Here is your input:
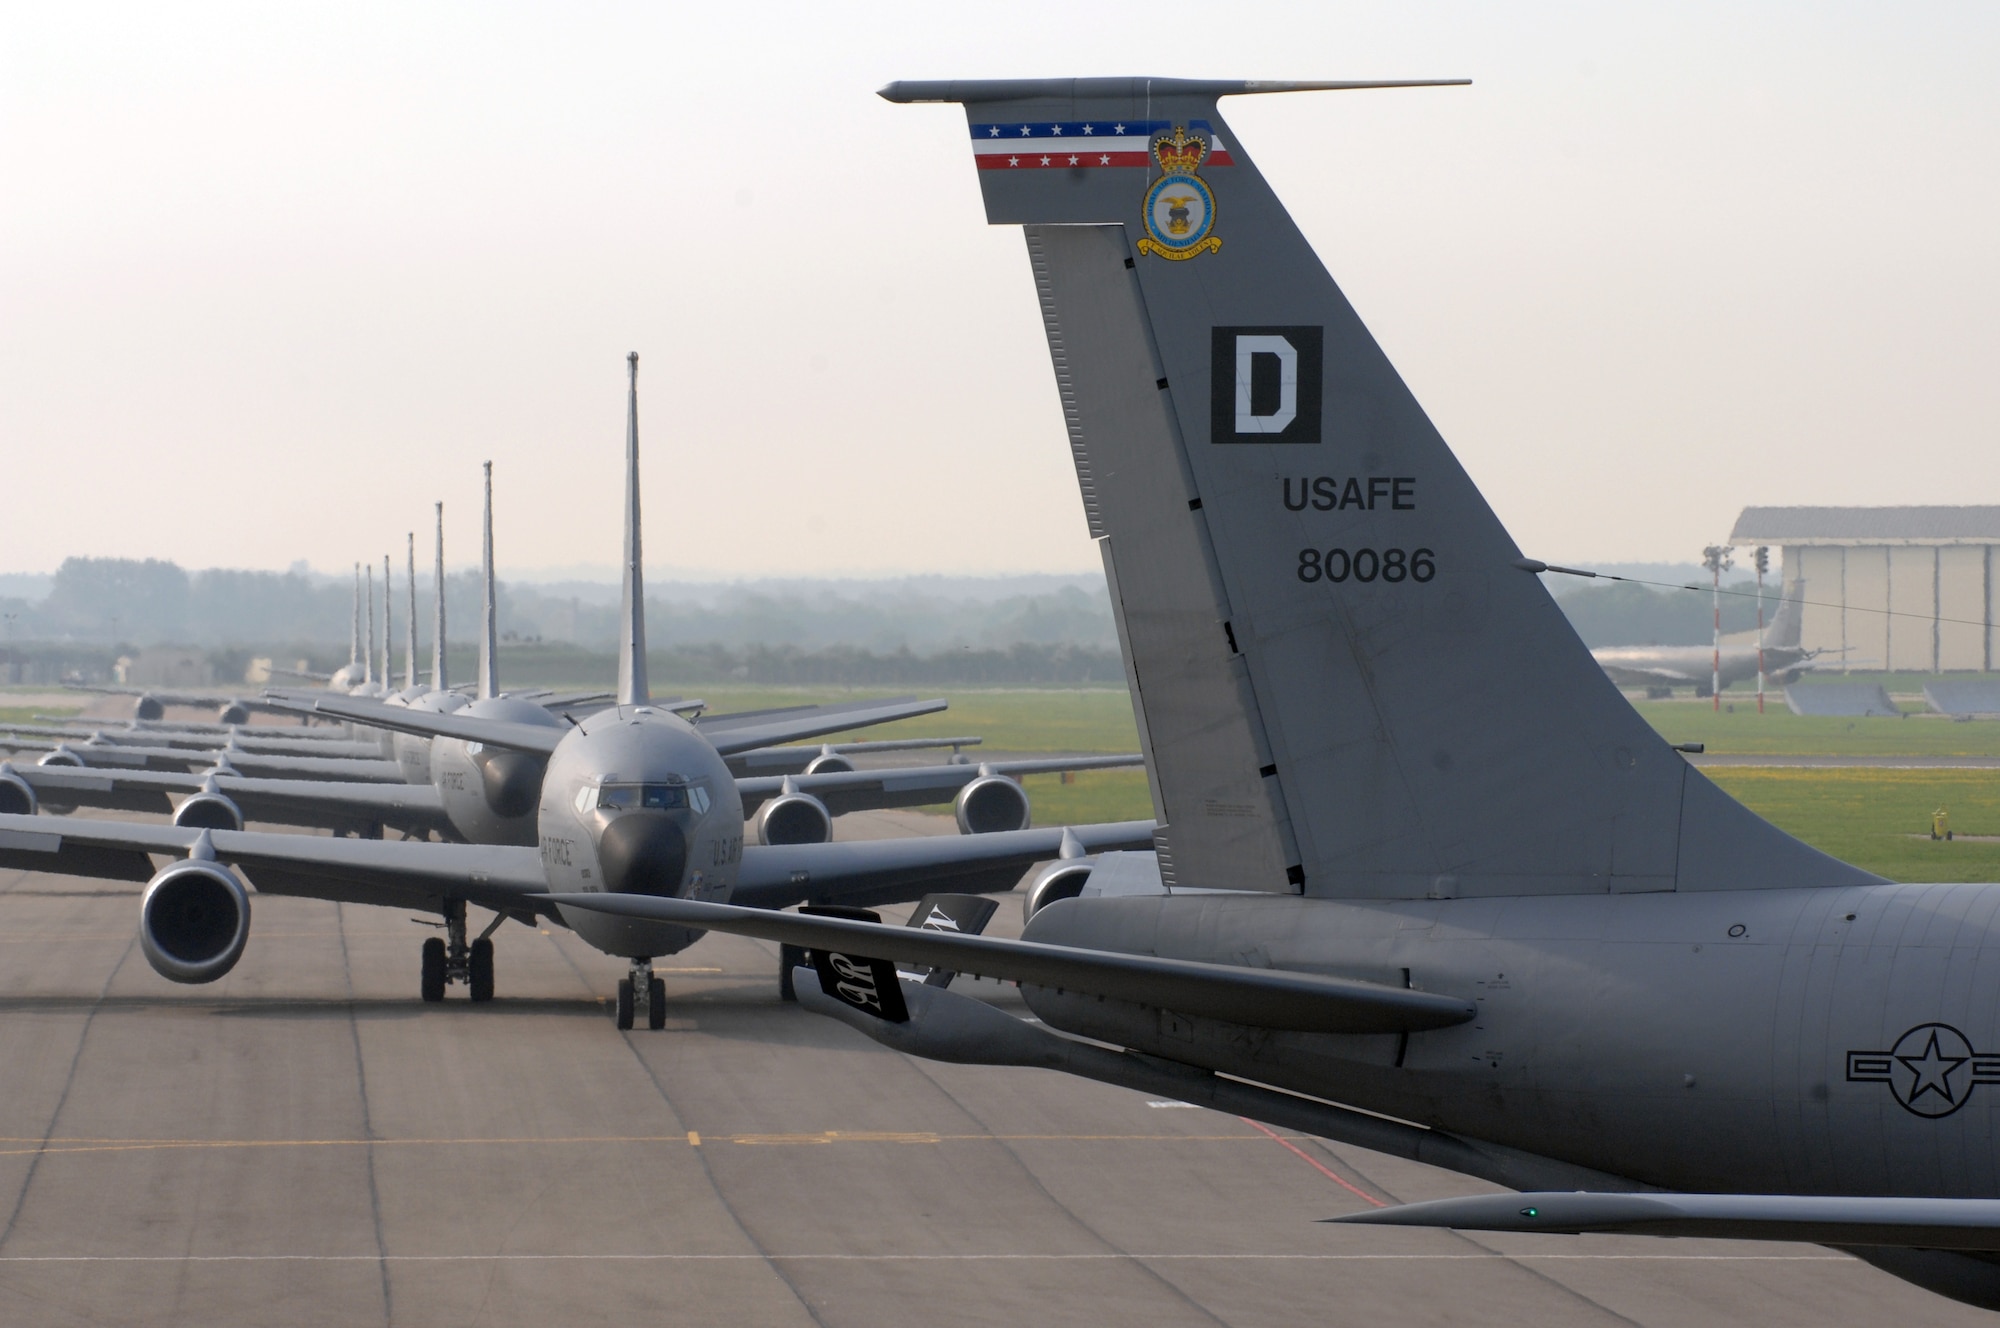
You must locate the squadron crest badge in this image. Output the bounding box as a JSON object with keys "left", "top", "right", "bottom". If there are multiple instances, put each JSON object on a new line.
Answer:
{"left": 1137, "top": 125, "right": 1222, "bottom": 261}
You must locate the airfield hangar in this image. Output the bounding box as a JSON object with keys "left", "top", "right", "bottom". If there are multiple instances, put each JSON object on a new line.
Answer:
{"left": 1731, "top": 506, "right": 2000, "bottom": 673}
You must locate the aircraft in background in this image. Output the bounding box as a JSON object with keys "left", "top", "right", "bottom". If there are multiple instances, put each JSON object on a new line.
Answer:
{"left": 1591, "top": 581, "right": 1829, "bottom": 696}
{"left": 0, "top": 352, "right": 1154, "bottom": 1030}
{"left": 555, "top": 79, "right": 2000, "bottom": 1311}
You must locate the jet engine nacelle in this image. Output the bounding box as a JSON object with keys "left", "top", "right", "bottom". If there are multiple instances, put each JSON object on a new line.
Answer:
{"left": 133, "top": 694, "right": 166, "bottom": 721}
{"left": 1020, "top": 856, "right": 1098, "bottom": 921}
{"left": 752, "top": 791, "right": 834, "bottom": 846}
{"left": 0, "top": 766, "right": 36, "bottom": 816}
{"left": 139, "top": 860, "right": 251, "bottom": 984}
{"left": 37, "top": 746, "right": 84, "bottom": 768}
{"left": 954, "top": 773, "right": 1031, "bottom": 835}
{"left": 216, "top": 701, "right": 250, "bottom": 725}
{"left": 173, "top": 791, "right": 245, "bottom": 833}
{"left": 803, "top": 752, "right": 856, "bottom": 775}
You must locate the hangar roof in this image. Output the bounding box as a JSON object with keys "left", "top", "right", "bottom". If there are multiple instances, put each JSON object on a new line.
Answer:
{"left": 1731, "top": 506, "right": 2000, "bottom": 546}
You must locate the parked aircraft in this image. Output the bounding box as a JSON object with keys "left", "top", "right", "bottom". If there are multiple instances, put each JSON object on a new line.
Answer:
{"left": 552, "top": 79, "right": 2000, "bottom": 1310}
{"left": 0, "top": 352, "right": 1154, "bottom": 1030}
{"left": 1592, "top": 580, "right": 1822, "bottom": 695}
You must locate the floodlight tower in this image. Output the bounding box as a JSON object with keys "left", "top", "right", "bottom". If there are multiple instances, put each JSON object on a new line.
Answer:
{"left": 1703, "top": 545, "right": 1734, "bottom": 712}
{"left": 1753, "top": 546, "right": 1770, "bottom": 714}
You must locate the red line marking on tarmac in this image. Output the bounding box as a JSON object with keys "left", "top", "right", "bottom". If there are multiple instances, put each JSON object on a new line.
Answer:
{"left": 1239, "top": 1117, "right": 1386, "bottom": 1208}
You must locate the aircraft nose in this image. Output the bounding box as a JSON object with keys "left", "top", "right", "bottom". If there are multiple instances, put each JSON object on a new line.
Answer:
{"left": 474, "top": 749, "right": 545, "bottom": 819}
{"left": 596, "top": 812, "right": 688, "bottom": 896}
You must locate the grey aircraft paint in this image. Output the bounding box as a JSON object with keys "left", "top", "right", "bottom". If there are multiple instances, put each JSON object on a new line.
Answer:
{"left": 563, "top": 79, "right": 2000, "bottom": 1309}
{"left": 1592, "top": 579, "right": 1820, "bottom": 691}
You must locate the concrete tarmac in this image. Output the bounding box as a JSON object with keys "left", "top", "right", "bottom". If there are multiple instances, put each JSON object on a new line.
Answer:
{"left": 0, "top": 815, "right": 1988, "bottom": 1325}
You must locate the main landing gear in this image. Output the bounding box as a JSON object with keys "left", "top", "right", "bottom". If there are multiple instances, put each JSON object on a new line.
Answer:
{"left": 616, "top": 956, "right": 667, "bottom": 1031}
{"left": 420, "top": 899, "right": 497, "bottom": 1003}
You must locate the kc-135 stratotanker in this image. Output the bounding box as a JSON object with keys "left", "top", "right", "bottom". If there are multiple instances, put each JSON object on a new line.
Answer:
{"left": 0, "top": 354, "right": 1153, "bottom": 1030}
{"left": 551, "top": 78, "right": 2000, "bottom": 1310}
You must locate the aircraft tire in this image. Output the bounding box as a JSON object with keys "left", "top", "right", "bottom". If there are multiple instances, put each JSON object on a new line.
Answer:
{"left": 420, "top": 938, "right": 446, "bottom": 1003}
{"left": 647, "top": 977, "right": 666, "bottom": 1030}
{"left": 615, "top": 978, "right": 635, "bottom": 1030}
{"left": 469, "top": 939, "right": 494, "bottom": 1002}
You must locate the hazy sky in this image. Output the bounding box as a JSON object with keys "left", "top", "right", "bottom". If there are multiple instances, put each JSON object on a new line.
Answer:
{"left": 5, "top": 2, "right": 1995, "bottom": 579}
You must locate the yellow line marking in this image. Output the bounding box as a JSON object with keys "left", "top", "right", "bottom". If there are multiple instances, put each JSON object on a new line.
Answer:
{"left": 687, "top": 1132, "right": 700, "bottom": 1147}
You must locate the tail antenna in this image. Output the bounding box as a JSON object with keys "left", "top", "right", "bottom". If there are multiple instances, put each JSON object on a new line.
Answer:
{"left": 349, "top": 563, "right": 361, "bottom": 674}
{"left": 403, "top": 533, "right": 418, "bottom": 691}
{"left": 479, "top": 462, "right": 499, "bottom": 701}
{"left": 431, "top": 503, "right": 448, "bottom": 691}
{"left": 617, "top": 352, "right": 651, "bottom": 706}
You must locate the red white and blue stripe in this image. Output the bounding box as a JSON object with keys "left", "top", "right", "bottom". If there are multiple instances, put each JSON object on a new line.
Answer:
{"left": 969, "top": 118, "right": 1236, "bottom": 171}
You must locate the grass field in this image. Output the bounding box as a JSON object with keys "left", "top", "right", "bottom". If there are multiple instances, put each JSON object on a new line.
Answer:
{"left": 1706, "top": 768, "right": 2000, "bottom": 883}
{"left": 1630, "top": 700, "right": 2000, "bottom": 757}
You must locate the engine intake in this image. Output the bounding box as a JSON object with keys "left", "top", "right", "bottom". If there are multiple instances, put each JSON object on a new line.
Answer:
{"left": 955, "top": 772, "right": 1031, "bottom": 835}
{"left": 215, "top": 701, "right": 251, "bottom": 725}
{"left": 0, "top": 765, "right": 36, "bottom": 815}
{"left": 173, "top": 791, "right": 245, "bottom": 832}
{"left": 139, "top": 860, "right": 251, "bottom": 983}
{"left": 803, "top": 751, "right": 856, "bottom": 775}
{"left": 134, "top": 695, "right": 165, "bottom": 721}
{"left": 1021, "top": 857, "right": 1097, "bottom": 921}
{"left": 754, "top": 791, "right": 834, "bottom": 846}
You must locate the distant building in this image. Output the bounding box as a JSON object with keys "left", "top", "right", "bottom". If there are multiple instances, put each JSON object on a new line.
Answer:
{"left": 1730, "top": 507, "right": 2000, "bottom": 673}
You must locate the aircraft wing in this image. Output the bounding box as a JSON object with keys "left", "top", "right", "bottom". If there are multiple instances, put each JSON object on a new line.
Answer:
{"left": 693, "top": 697, "right": 949, "bottom": 755}
{"left": 726, "top": 819, "right": 1158, "bottom": 909}
{"left": 541, "top": 887, "right": 1475, "bottom": 1035}
{"left": 0, "top": 814, "right": 547, "bottom": 914}
{"left": 5, "top": 765, "right": 453, "bottom": 838}
{"left": 263, "top": 695, "right": 568, "bottom": 758}
{"left": 738, "top": 754, "right": 1145, "bottom": 815}
{"left": 1330, "top": 1191, "right": 2000, "bottom": 1251}
{"left": 29, "top": 741, "right": 406, "bottom": 783}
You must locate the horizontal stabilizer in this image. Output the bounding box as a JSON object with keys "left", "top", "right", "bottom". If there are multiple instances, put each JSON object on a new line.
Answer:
{"left": 541, "top": 890, "right": 1474, "bottom": 1034}
{"left": 1330, "top": 1191, "right": 2000, "bottom": 1251}
{"left": 270, "top": 694, "right": 567, "bottom": 757}
{"left": 694, "top": 697, "right": 950, "bottom": 755}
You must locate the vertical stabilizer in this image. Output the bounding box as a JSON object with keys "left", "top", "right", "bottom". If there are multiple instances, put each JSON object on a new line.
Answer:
{"left": 889, "top": 77, "right": 1879, "bottom": 898}
{"left": 348, "top": 564, "right": 361, "bottom": 676}
{"left": 404, "top": 534, "right": 418, "bottom": 690}
{"left": 1768, "top": 579, "right": 1806, "bottom": 650}
{"left": 380, "top": 555, "right": 393, "bottom": 687}
{"left": 431, "top": 504, "right": 448, "bottom": 691}
{"left": 363, "top": 564, "right": 376, "bottom": 687}
{"left": 617, "top": 352, "right": 650, "bottom": 706}
{"left": 479, "top": 462, "right": 499, "bottom": 701}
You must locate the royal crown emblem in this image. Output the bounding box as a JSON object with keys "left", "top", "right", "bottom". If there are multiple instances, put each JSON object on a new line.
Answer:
{"left": 1137, "top": 125, "right": 1221, "bottom": 261}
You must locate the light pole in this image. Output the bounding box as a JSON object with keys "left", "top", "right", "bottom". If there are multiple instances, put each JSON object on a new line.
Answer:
{"left": 1702, "top": 545, "right": 1733, "bottom": 712}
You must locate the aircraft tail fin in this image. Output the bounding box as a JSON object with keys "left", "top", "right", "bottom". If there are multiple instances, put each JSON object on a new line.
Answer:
{"left": 431, "top": 504, "right": 448, "bottom": 691}
{"left": 1766, "top": 578, "right": 1805, "bottom": 650}
{"left": 348, "top": 564, "right": 361, "bottom": 674}
{"left": 363, "top": 563, "right": 376, "bottom": 687}
{"left": 617, "top": 353, "right": 650, "bottom": 707}
{"left": 404, "top": 534, "right": 418, "bottom": 691}
{"left": 380, "top": 555, "right": 393, "bottom": 687}
{"left": 895, "top": 78, "right": 1878, "bottom": 899}
{"left": 478, "top": 462, "right": 499, "bottom": 701}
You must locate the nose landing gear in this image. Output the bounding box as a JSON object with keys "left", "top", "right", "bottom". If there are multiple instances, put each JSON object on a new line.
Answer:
{"left": 418, "top": 900, "right": 499, "bottom": 1003}
{"left": 616, "top": 956, "right": 667, "bottom": 1030}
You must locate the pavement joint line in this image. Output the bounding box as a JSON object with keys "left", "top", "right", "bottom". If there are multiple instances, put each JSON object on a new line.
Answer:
{"left": 0, "top": 1253, "right": 1852, "bottom": 1263}
{"left": 0, "top": 1132, "right": 1306, "bottom": 1157}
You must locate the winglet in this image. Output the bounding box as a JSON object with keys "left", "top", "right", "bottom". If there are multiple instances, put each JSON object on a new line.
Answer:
{"left": 617, "top": 352, "right": 651, "bottom": 707}
{"left": 431, "top": 503, "right": 448, "bottom": 691}
{"left": 479, "top": 462, "right": 499, "bottom": 701}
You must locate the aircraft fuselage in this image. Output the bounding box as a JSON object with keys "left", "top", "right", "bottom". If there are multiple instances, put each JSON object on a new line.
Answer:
{"left": 1027, "top": 885, "right": 2000, "bottom": 1198}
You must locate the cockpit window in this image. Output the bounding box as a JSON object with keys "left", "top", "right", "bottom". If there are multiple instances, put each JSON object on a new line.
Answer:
{"left": 593, "top": 782, "right": 709, "bottom": 814}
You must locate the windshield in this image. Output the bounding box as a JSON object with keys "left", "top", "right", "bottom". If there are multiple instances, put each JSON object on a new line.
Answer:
{"left": 591, "top": 782, "right": 710, "bottom": 814}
